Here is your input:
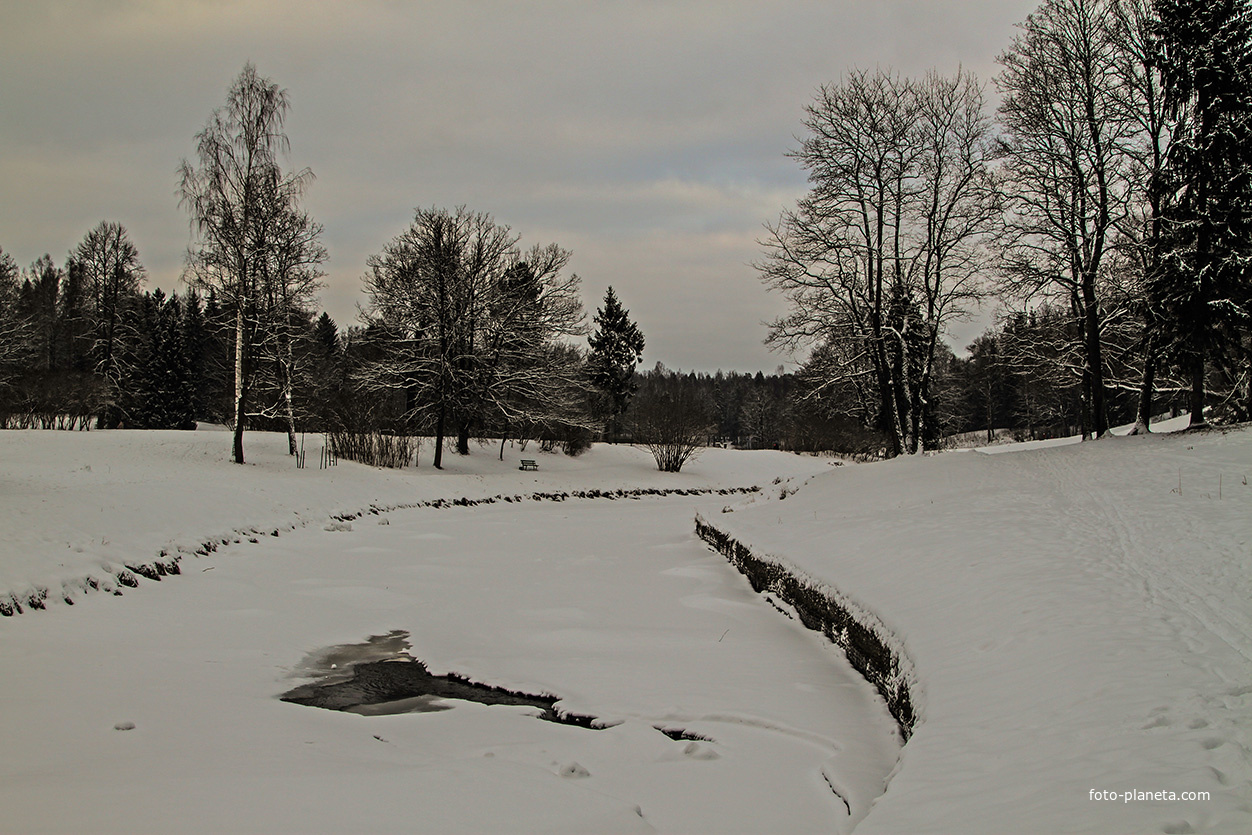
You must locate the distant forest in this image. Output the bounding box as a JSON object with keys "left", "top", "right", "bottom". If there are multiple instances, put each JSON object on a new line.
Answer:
{"left": 2, "top": 0, "right": 1251, "bottom": 466}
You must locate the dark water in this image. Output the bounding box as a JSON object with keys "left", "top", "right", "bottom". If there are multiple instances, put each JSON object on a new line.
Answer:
{"left": 279, "top": 631, "right": 603, "bottom": 728}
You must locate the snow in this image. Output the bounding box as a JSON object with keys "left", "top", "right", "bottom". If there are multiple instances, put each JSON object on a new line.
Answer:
{"left": 2, "top": 429, "right": 900, "bottom": 833}
{"left": 710, "top": 422, "right": 1252, "bottom": 834}
{"left": 0, "top": 426, "right": 827, "bottom": 613}
{"left": 2, "top": 422, "right": 1249, "bottom": 833}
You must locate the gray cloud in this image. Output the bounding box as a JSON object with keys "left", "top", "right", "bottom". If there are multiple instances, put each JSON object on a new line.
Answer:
{"left": 1, "top": 0, "right": 1038, "bottom": 371}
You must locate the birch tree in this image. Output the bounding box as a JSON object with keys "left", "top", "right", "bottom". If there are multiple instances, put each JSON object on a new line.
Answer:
{"left": 179, "top": 62, "right": 315, "bottom": 464}
{"left": 254, "top": 199, "right": 326, "bottom": 454}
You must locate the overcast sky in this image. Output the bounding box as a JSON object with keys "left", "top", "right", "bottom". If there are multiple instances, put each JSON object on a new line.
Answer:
{"left": 1, "top": 0, "right": 1041, "bottom": 373}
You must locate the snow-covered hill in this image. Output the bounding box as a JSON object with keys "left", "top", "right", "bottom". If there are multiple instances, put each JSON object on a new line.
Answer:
{"left": 709, "top": 423, "right": 1252, "bottom": 834}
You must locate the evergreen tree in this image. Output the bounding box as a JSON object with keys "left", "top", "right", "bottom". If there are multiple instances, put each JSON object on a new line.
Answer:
{"left": 198, "top": 289, "right": 234, "bottom": 423}
{"left": 306, "top": 311, "right": 341, "bottom": 431}
{"left": 147, "top": 293, "right": 197, "bottom": 430}
{"left": 1152, "top": 0, "right": 1252, "bottom": 426}
{"left": 181, "top": 291, "right": 208, "bottom": 422}
{"left": 586, "top": 286, "right": 645, "bottom": 441}
{"left": 18, "top": 255, "right": 63, "bottom": 372}
{"left": 311, "top": 311, "right": 338, "bottom": 358}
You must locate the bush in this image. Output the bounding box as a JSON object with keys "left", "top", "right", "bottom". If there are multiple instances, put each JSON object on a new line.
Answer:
{"left": 327, "top": 431, "right": 417, "bottom": 468}
{"left": 627, "top": 370, "right": 715, "bottom": 472}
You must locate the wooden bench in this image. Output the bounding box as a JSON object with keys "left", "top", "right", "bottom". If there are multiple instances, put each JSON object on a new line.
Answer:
{"left": 519, "top": 459, "right": 539, "bottom": 471}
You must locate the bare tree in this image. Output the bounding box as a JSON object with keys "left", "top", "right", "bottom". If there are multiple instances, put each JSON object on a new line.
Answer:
{"left": 0, "top": 247, "right": 32, "bottom": 404}
{"left": 759, "top": 68, "right": 997, "bottom": 456}
{"left": 254, "top": 200, "right": 326, "bottom": 454}
{"left": 1107, "top": 0, "right": 1179, "bottom": 433}
{"left": 911, "top": 69, "right": 1002, "bottom": 447}
{"left": 471, "top": 244, "right": 588, "bottom": 448}
{"left": 70, "top": 221, "right": 145, "bottom": 425}
{"left": 738, "top": 387, "right": 779, "bottom": 449}
{"left": 628, "top": 368, "right": 715, "bottom": 472}
{"left": 996, "top": 0, "right": 1134, "bottom": 439}
{"left": 361, "top": 207, "right": 585, "bottom": 468}
{"left": 179, "top": 62, "right": 315, "bottom": 463}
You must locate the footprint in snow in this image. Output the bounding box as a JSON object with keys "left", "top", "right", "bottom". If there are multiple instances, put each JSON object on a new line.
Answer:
{"left": 558, "top": 762, "right": 590, "bottom": 778}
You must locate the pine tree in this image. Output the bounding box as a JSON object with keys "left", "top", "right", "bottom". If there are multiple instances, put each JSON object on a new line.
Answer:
{"left": 586, "top": 286, "right": 645, "bottom": 441}
{"left": 1152, "top": 0, "right": 1252, "bottom": 426}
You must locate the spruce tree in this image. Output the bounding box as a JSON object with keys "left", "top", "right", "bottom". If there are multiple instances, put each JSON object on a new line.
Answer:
{"left": 586, "top": 286, "right": 645, "bottom": 441}
{"left": 182, "top": 291, "right": 208, "bottom": 422}
{"left": 308, "top": 312, "right": 341, "bottom": 430}
{"left": 1152, "top": 0, "right": 1252, "bottom": 426}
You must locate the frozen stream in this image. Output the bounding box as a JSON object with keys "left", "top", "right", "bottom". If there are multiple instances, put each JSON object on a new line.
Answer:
{"left": 0, "top": 494, "right": 900, "bottom": 834}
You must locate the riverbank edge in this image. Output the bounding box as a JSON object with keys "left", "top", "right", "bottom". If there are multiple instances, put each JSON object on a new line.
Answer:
{"left": 1, "top": 486, "right": 761, "bottom": 617}
{"left": 694, "top": 512, "right": 918, "bottom": 741}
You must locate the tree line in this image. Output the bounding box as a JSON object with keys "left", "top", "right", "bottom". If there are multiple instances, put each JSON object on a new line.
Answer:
{"left": 0, "top": 223, "right": 657, "bottom": 466}
{"left": 0, "top": 63, "right": 657, "bottom": 467}
{"left": 0, "top": 61, "right": 925, "bottom": 470}
{"left": 5, "top": 0, "right": 1252, "bottom": 467}
{"left": 761, "top": 0, "right": 1252, "bottom": 456}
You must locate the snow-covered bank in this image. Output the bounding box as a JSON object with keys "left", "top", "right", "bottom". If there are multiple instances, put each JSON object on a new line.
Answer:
{"left": 712, "top": 426, "right": 1252, "bottom": 834}
{"left": 695, "top": 514, "right": 918, "bottom": 740}
{"left": 0, "top": 428, "right": 831, "bottom": 615}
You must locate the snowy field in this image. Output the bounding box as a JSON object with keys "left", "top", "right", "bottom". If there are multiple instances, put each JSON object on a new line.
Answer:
{"left": 711, "top": 419, "right": 1252, "bottom": 834}
{"left": 0, "top": 428, "right": 828, "bottom": 615}
{"left": 2, "top": 430, "right": 899, "bottom": 834}
{"left": 2, "top": 424, "right": 1249, "bottom": 833}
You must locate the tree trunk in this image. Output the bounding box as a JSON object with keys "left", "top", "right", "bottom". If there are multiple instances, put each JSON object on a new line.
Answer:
{"left": 457, "top": 423, "right": 470, "bottom": 456}
{"left": 1080, "top": 366, "right": 1093, "bottom": 442}
{"left": 433, "top": 404, "right": 445, "bottom": 469}
{"left": 1245, "top": 352, "right": 1252, "bottom": 422}
{"left": 232, "top": 306, "right": 247, "bottom": 464}
{"left": 282, "top": 333, "right": 297, "bottom": 455}
{"left": 985, "top": 382, "right": 994, "bottom": 444}
{"left": 876, "top": 362, "right": 904, "bottom": 458}
{"left": 1128, "top": 331, "right": 1158, "bottom": 436}
{"left": 1082, "top": 276, "right": 1109, "bottom": 437}
{"left": 1188, "top": 355, "right": 1207, "bottom": 428}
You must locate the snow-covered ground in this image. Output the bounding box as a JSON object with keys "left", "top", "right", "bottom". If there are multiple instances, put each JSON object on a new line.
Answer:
{"left": 0, "top": 427, "right": 828, "bottom": 614}
{"left": 3, "top": 429, "right": 901, "bottom": 834}
{"left": 2, "top": 423, "right": 1249, "bottom": 833}
{"left": 710, "top": 419, "right": 1252, "bottom": 834}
